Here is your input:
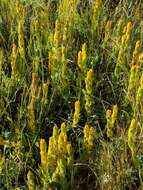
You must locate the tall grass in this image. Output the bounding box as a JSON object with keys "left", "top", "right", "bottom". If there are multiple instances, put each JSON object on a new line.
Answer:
{"left": 0, "top": 0, "right": 143, "bottom": 189}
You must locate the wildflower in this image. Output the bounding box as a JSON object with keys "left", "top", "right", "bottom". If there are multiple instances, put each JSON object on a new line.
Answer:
{"left": 73, "top": 100, "right": 80, "bottom": 128}
{"left": 136, "top": 73, "right": 143, "bottom": 109}
{"left": 92, "top": 0, "right": 102, "bottom": 34}
{"left": 77, "top": 43, "right": 87, "bottom": 73}
{"left": 84, "top": 69, "right": 94, "bottom": 115}
{"left": 52, "top": 159, "right": 66, "bottom": 187}
{"left": 58, "top": 123, "right": 67, "bottom": 158}
{"left": 40, "top": 139, "right": 47, "bottom": 168}
{"left": 134, "top": 40, "right": 141, "bottom": 57}
{"left": 128, "top": 119, "right": 137, "bottom": 160}
{"left": 83, "top": 124, "right": 96, "bottom": 152}
{"left": 106, "top": 105, "right": 118, "bottom": 138}
{"left": 127, "top": 64, "right": 140, "bottom": 99}
{"left": 18, "top": 20, "right": 25, "bottom": 58}
{"left": 54, "top": 19, "right": 61, "bottom": 47}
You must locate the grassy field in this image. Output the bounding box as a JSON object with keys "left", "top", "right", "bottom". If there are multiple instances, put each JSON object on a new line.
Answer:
{"left": 0, "top": 0, "right": 143, "bottom": 189}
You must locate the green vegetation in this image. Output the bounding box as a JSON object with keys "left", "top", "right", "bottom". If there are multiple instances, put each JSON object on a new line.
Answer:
{"left": 0, "top": 0, "right": 143, "bottom": 189}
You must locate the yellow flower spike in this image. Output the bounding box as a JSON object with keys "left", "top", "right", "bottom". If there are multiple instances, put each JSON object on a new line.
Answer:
{"left": 127, "top": 64, "right": 140, "bottom": 98}
{"left": 11, "top": 44, "right": 18, "bottom": 79}
{"left": 77, "top": 43, "right": 87, "bottom": 73}
{"left": 18, "top": 20, "right": 25, "bottom": 58}
{"left": 47, "top": 137, "right": 55, "bottom": 156}
{"left": 130, "top": 40, "right": 141, "bottom": 66}
{"left": 81, "top": 43, "right": 87, "bottom": 70}
{"left": 40, "top": 139, "right": 47, "bottom": 168}
{"left": 125, "top": 34, "right": 130, "bottom": 44}
{"left": 27, "top": 170, "right": 35, "bottom": 190}
{"left": 111, "top": 104, "right": 118, "bottom": 125}
{"left": 85, "top": 69, "right": 94, "bottom": 115}
{"left": 52, "top": 159, "right": 66, "bottom": 186}
{"left": 92, "top": 0, "right": 102, "bottom": 33}
{"left": 77, "top": 50, "right": 82, "bottom": 69}
{"left": 128, "top": 119, "right": 137, "bottom": 160}
{"left": 83, "top": 124, "right": 90, "bottom": 150}
{"left": 73, "top": 100, "right": 80, "bottom": 128}
{"left": 54, "top": 19, "right": 61, "bottom": 47}
{"left": 61, "top": 122, "right": 67, "bottom": 134}
{"left": 84, "top": 124, "right": 90, "bottom": 140}
{"left": 58, "top": 134, "right": 66, "bottom": 158}
{"left": 83, "top": 124, "right": 96, "bottom": 152}
{"left": 51, "top": 128, "right": 59, "bottom": 157}
{"left": 53, "top": 125, "right": 59, "bottom": 139}
{"left": 85, "top": 69, "right": 94, "bottom": 94}
{"left": 16, "top": 0, "right": 24, "bottom": 18}
{"left": 106, "top": 105, "right": 118, "bottom": 139}
{"left": 126, "top": 21, "right": 132, "bottom": 34}
{"left": 58, "top": 124, "right": 67, "bottom": 158}
{"left": 115, "top": 21, "right": 132, "bottom": 78}
{"left": 123, "top": 26, "right": 126, "bottom": 34}
{"left": 134, "top": 40, "right": 141, "bottom": 56}
{"left": 47, "top": 136, "right": 57, "bottom": 173}
{"left": 40, "top": 139, "right": 47, "bottom": 153}
{"left": 136, "top": 73, "right": 143, "bottom": 109}
{"left": 116, "top": 18, "right": 124, "bottom": 31}
{"left": 114, "top": 18, "right": 124, "bottom": 44}
{"left": 63, "top": 26, "right": 68, "bottom": 44}
{"left": 61, "top": 46, "right": 66, "bottom": 63}
{"left": 121, "top": 34, "right": 126, "bottom": 45}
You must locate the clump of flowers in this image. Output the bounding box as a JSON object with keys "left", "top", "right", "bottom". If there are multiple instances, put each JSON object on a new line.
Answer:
{"left": 106, "top": 104, "right": 118, "bottom": 138}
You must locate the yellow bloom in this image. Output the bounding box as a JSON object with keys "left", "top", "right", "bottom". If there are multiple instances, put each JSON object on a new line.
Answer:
{"left": 85, "top": 69, "right": 94, "bottom": 115}
{"left": 73, "top": 100, "right": 80, "bottom": 128}
{"left": 40, "top": 139, "right": 47, "bottom": 167}
{"left": 128, "top": 119, "right": 137, "bottom": 160}
{"left": 127, "top": 64, "right": 140, "bottom": 99}
{"left": 106, "top": 105, "right": 118, "bottom": 138}
{"left": 83, "top": 124, "right": 96, "bottom": 152}
{"left": 58, "top": 123, "right": 67, "bottom": 158}
{"left": 54, "top": 19, "right": 61, "bottom": 47}
{"left": 111, "top": 104, "right": 118, "bottom": 125}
